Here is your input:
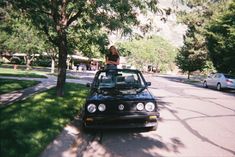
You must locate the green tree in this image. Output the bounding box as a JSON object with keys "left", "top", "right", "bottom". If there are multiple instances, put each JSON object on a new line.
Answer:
{"left": 176, "top": 25, "right": 207, "bottom": 79}
{"left": 0, "top": 5, "right": 13, "bottom": 53}
{"left": 0, "top": 7, "right": 46, "bottom": 70}
{"left": 206, "top": 0, "right": 235, "bottom": 74}
{"left": 71, "top": 28, "right": 109, "bottom": 58}
{"left": 118, "top": 36, "right": 177, "bottom": 72}
{"left": 176, "top": 0, "right": 228, "bottom": 77}
{"left": 6, "top": 0, "right": 159, "bottom": 96}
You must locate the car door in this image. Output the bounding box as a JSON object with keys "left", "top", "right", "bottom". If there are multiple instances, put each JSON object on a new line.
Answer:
{"left": 212, "top": 74, "right": 221, "bottom": 87}
{"left": 207, "top": 74, "right": 216, "bottom": 87}
{"left": 218, "top": 74, "right": 225, "bottom": 87}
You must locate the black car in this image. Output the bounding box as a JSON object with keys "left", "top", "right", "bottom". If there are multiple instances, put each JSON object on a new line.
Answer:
{"left": 82, "top": 69, "right": 160, "bottom": 130}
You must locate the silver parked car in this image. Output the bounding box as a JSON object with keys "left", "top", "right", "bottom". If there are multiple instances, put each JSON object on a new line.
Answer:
{"left": 203, "top": 73, "right": 235, "bottom": 91}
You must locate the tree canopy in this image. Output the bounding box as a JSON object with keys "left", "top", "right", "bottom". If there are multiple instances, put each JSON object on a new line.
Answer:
{"left": 3, "top": 0, "right": 159, "bottom": 96}
{"left": 175, "top": 25, "right": 207, "bottom": 79}
{"left": 176, "top": 0, "right": 234, "bottom": 76}
{"left": 206, "top": 0, "right": 235, "bottom": 74}
{"left": 0, "top": 6, "right": 47, "bottom": 69}
{"left": 118, "top": 36, "right": 177, "bottom": 72}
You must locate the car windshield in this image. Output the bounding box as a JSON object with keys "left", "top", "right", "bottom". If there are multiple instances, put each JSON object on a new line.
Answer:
{"left": 94, "top": 70, "right": 146, "bottom": 94}
{"left": 224, "top": 74, "right": 235, "bottom": 79}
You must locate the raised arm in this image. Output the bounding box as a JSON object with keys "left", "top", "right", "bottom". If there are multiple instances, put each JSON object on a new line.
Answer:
{"left": 106, "top": 58, "right": 119, "bottom": 65}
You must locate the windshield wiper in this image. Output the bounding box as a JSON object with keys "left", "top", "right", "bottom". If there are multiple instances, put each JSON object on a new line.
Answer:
{"left": 97, "top": 87, "right": 123, "bottom": 95}
{"left": 136, "top": 86, "right": 147, "bottom": 94}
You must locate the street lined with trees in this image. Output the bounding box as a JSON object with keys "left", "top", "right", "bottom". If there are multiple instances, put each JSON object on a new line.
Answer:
{"left": 1, "top": 1, "right": 235, "bottom": 157}
{"left": 1, "top": 0, "right": 234, "bottom": 95}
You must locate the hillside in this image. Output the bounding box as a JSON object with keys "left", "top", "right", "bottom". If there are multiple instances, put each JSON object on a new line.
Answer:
{"left": 109, "top": 0, "right": 189, "bottom": 47}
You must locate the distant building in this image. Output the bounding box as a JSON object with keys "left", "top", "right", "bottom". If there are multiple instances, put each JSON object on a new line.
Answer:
{"left": 69, "top": 55, "right": 103, "bottom": 71}
{"left": 1, "top": 52, "right": 103, "bottom": 71}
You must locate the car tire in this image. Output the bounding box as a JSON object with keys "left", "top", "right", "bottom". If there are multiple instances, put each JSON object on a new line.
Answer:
{"left": 203, "top": 81, "right": 208, "bottom": 88}
{"left": 151, "top": 125, "right": 157, "bottom": 130}
{"left": 217, "top": 83, "right": 222, "bottom": 91}
{"left": 82, "top": 124, "right": 92, "bottom": 133}
{"left": 147, "top": 125, "right": 157, "bottom": 131}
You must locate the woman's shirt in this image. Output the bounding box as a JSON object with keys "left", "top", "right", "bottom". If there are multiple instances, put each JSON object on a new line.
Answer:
{"left": 106, "top": 53, "right": 119, "bottom": 63}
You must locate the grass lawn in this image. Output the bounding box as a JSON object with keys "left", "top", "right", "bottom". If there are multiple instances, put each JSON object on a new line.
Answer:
{"left": 0, "top": 67, "right": 47, "bottom": 78}
{"left": 0, "top": 83, "right": 88, "bottom": 157}
{"left": 0, "top": 79, "right": 40, "bottom": 94}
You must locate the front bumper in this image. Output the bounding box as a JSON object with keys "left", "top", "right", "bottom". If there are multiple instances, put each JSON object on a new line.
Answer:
{"left": 83, "top": 113, "right": 159, "bottom": 129}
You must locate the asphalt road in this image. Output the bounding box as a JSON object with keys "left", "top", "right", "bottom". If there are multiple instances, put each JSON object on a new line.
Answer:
{"left": 78, "top": 75, "right": 235, "bottom": 157}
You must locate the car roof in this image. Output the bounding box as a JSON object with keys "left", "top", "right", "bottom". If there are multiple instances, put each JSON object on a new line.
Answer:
{"left": 98, "top": 68, "right": 141, "bottom": 73}
{"left": 211, "top": 73, "right": 235, "bottom": 77}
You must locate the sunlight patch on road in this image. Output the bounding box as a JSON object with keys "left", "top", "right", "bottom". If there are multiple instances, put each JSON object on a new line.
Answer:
{"left": 149, "top": 88, "right": 179, "bottom": 98}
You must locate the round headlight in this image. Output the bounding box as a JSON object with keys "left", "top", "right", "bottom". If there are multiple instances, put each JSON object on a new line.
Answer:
{"left": 87, "top": 104, "right": 96, "bottom": 113}
{"left": 118, "top": 104, "right": 124, "bottom": 111}
{"left": 145, "top": 102, "right": 155, "bottom": 112}
{"left": 98, "top": 103, "right": 106, "bottom": 112}
{"left": 136, "top": 103, "right": 144, "bottom": 111}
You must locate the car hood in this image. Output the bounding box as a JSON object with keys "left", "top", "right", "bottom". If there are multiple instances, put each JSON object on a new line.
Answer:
{"left": 87, "top": 89, "right": 154, "bottom": 101}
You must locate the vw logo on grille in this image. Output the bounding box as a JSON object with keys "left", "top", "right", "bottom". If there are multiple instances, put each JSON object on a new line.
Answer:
{"left": 118, "top": 104, "right": 124, "bottom": 111}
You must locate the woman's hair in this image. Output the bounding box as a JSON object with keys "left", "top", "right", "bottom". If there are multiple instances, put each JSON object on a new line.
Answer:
{"left": 109, "top": 46, "right": 119, "bottom": 56}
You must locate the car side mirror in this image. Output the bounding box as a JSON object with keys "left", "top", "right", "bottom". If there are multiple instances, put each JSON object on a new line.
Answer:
{"left": 86, "top": 83, "right": 91, "bottom": 88}
{"left": 146, "top": 82, "right": 151, "bottom": 86}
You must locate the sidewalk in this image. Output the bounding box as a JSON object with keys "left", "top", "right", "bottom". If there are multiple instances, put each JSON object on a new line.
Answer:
{"left": 39, "top": 118, "right": 93, "bottom": 157}
{"left": 0, "top": 75, "right": 92, "bottom": 108}
{"left": 0, "top": 75, "right": 56, "bottom": 108}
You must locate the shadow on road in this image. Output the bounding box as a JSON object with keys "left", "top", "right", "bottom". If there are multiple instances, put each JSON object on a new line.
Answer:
{"left": 81, "top": 127, "right": 185, "bottom": 157}
{"left": 101, "top": 131, "right": 184, "bottom": 157}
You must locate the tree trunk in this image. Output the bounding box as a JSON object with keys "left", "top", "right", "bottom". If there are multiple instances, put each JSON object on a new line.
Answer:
{"left": 26, "top": 59, "right": 31, "bottom": 70}
{"left": 51, "top": 57, "right": 55, "bottom": 74}
{"left": 187, "top": 71, "right": 190, "bottom": 79}
{"left": 24, "top": 55, "right": 33, "bottom": 71}
{"left": 56, "top": 30, "right": 68, "bottom": 97}
{"left": 66, "top": 58, "right": 70, "bottom": 70}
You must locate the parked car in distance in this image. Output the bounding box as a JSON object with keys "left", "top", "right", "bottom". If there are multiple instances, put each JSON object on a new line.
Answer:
{"left": 203, "top": 73, "right": 235, "bottom": 91}
{"left": 82, "top": 69, "right": 160, "bottom": 130}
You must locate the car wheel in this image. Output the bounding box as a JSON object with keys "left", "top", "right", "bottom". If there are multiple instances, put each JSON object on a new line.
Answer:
{"left": 217, "top": 83, "right": 222, "bottom": 91}
{"left": 151, "top": 125, "right": 157, "bottom": 130}
{"left": 203, "top": 81, "right": 208, "bottom": 88}
{"left": 147, "top": 125, "right": 157, "bottom": 131}
{"left": 82, "top": 123, "right": 92, "bottom": 133}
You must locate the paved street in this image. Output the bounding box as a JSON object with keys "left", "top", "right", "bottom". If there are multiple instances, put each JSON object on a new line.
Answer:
{"left": 77, "top": 75, "right": 235, "bottom": 157}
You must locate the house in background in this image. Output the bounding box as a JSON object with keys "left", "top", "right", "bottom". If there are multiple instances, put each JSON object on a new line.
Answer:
{"left": 69, "top": 55, "right": 103, "bottom": 71}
